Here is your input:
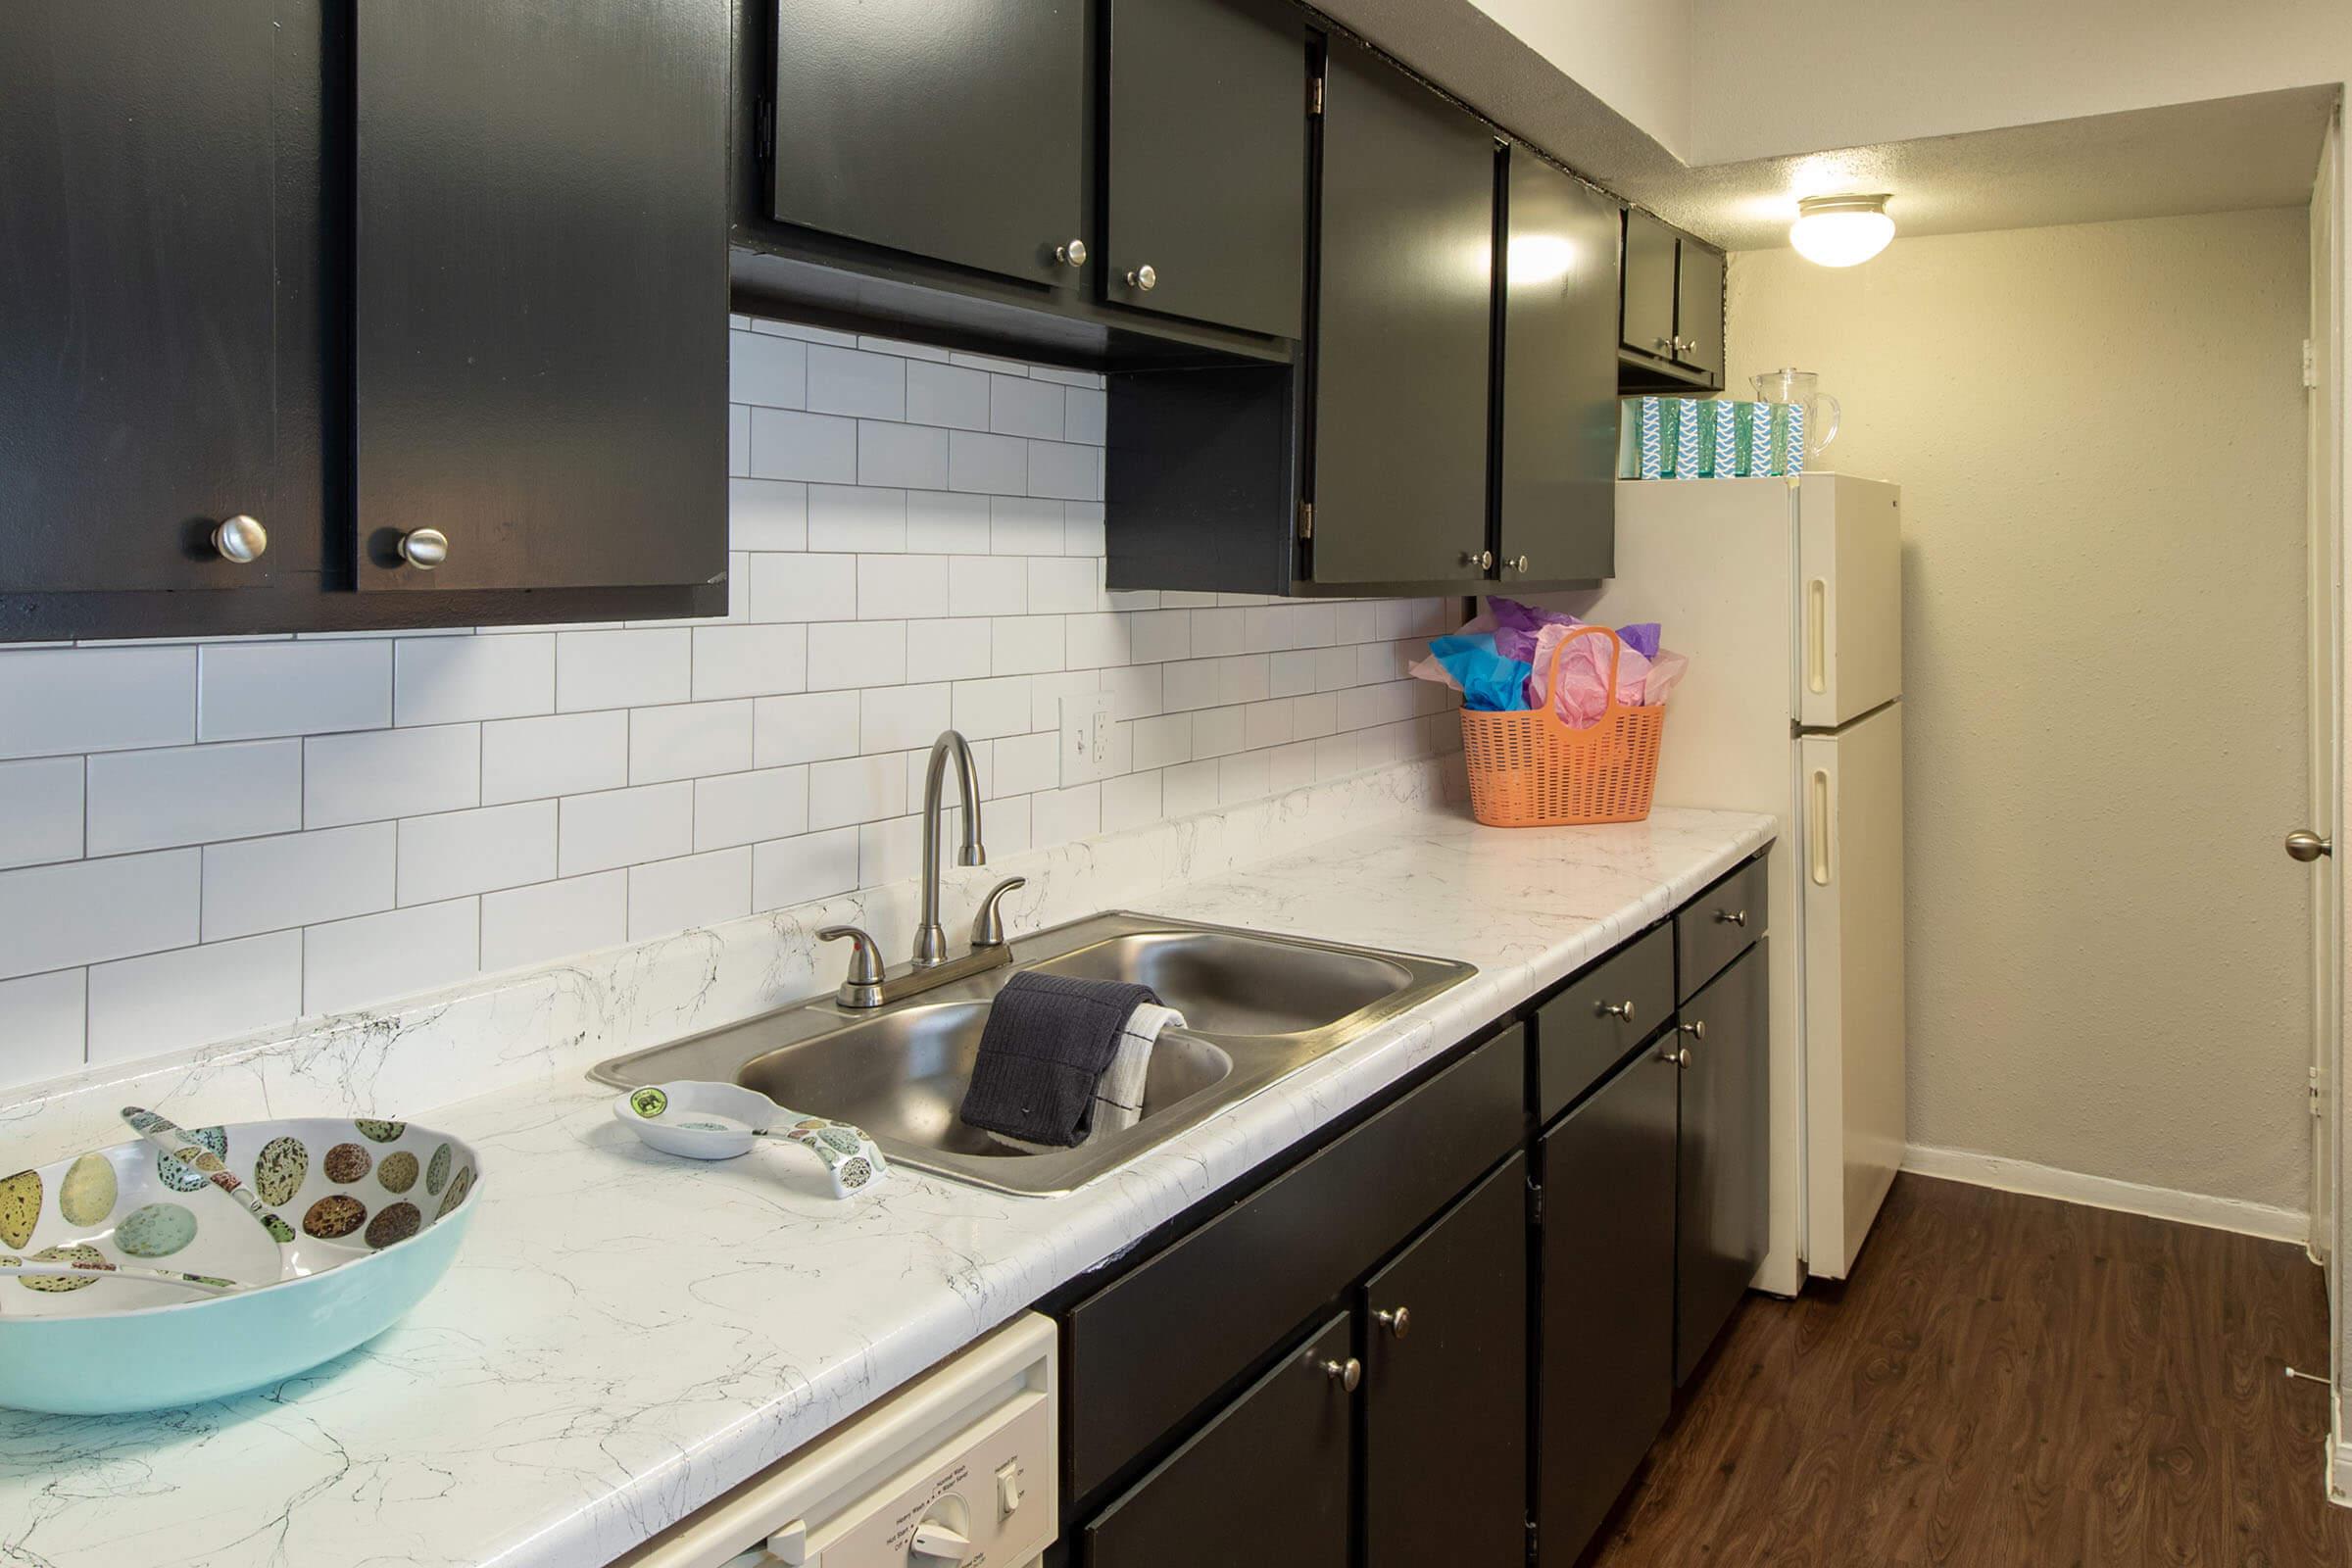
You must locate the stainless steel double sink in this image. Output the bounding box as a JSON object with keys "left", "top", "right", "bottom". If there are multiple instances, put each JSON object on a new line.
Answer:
{"left": 590, "top": 911, "right": 1477, "bottom": 1196}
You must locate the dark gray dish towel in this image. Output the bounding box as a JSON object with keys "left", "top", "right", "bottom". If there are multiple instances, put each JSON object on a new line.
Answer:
{"left": 958, "top": 971, "right": 1162, "bottom": 1148}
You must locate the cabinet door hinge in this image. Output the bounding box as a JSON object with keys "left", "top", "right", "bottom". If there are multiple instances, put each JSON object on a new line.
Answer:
{"left": 756, "top": 95, "right": 776, "bottom": 166}
{"left": 1298, "top": 499, "right": 1314, "bottom": 540}
{"left": 1526, "top": 1517, "right": 1540, "bottom": 1564}
{"left": 1529, "top": 1179, "right": 1545, "bottom": 1226}
{"left": 1309, "top": 73, "right": 1325, "bottom": 117}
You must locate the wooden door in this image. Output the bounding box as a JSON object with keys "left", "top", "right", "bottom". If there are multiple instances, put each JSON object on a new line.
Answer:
{"left": 353, "top": 0, "right": 729, "bottom": 593}
{"left": 771, "top": 0, "right": 1088, "bottom": 290}
{"left": 1362, "top": 1152, "right": 1529, "bottom": 1568}
{"left": 1496, "top": 149, "right": 1620, "bottom": 584}
{"left": 1085, "top": 1313, "right": 1353, "bottom": 1568}
{"left": 1308, "top": 35, "right": 1495, "bottom": 585}
{"left": 1103, "top": 0, "right": 1306, "bottom": 338}
{"left": 1538, "top": 1047, "right": 1678, "bottom": 1562}
{"left": 1677, "top": 940, "right": 1769, "bottom": 1382}
{"left": 1620, "top": 208, "right": 1679, "bottom": 360}
{"left": 0, "top": 1, "right": 315, "bottom": 594}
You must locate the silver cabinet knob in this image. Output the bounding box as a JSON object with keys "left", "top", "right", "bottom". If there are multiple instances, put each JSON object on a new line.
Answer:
{"left": 1683, "top": 337, "right": 1701, "bottom": 353}
{"left": 1714, "top": 908, "right": 1748, "bottom": 926}
{"left": 1511, "top": 555, "right": 1530, "bottom": 575}
{"left": 1460, "top": 550, "right": 1494, "bottom": 571}
{"left": 1655, "top": 336, "right": 1675, "bottom": 353}
{"left": 1054, "top": 239, "right": 1088, "bottom": 268}
{"left": 212, "top": 514, "right": 268, "bottom": 564}
{"left": 1596, "top": 999, "right": 1636, "bottom": 1023}
{"left": 1126, "top": 264, "right": 1157, "bottom": 290}
{"left": 396, "top": 528, "right": 450, "bottom": 569}
{"left": 2286, "top": 829, "right": 2332, "bottom": 862}
{"left": 1319, "top": 1356, "right": 1362, "bottom": 1393}
{"left": 1374, "top": 1306, "right": 1411, "bottom": 1339}
{"left": 1681, "top": 1019, "right": 1707, "bottom": 1041}
{"left": 1659, "top": 1044, "right": 1692, "bottom": 1068}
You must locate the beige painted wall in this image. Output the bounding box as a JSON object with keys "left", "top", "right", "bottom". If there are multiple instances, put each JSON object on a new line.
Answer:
{"left": 1729, "top": 208, "right": 2313, "bottom": 1211}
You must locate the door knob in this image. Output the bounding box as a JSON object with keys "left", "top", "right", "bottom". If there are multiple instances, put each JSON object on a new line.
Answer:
{"left": 1319, "top": 1355, "right": 1362, "bottom": 1393}
{"left": 2286, "top": 829, "right": 2332, "bottom": 861}
{"left": 1054, "top": 238, "right": 1088, "bottom": 268}
{"left": 1373, "top": 1305, "right": 1411, "bottom": 1338}
{"left": 1659, "top": 1044, "right": 1691, "bottom": 1067}
{"left": 212, "top": 514, "right": 268, "bottom": 564}
{"left": 1460, "top": 549, "right": 1494, "bottom": 571}
{"left": 1595, "top": 999, "right": 1636, "bottom": 1023}
{"left": 1681, "top": 1019, "right": 1707, "bottom": 1041}
{"left": 1126, "top": 264, "right": 1157, "bottom": 290}
{"left": 396, "top": 528, "right": 450, "bottom": 569}
{"left": 1511, "top": 555, "right": 1530, "bottom": 574}
{"left": 1714, "top": 907, "right": 1748, "bottom": 926}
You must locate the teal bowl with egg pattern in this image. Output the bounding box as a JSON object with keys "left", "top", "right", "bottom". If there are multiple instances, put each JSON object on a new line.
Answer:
{"left": 0, "top": 1116, "right": 482, "bottom": 1414}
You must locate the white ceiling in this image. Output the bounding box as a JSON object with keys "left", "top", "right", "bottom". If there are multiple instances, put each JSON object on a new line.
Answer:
{"left": 1311, "top": 0, "right": 2337, "bottom": 252}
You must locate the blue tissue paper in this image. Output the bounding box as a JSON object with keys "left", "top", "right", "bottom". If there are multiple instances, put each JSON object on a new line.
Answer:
{"left": 1429, "top": 634, "right": 1534, "bottom": 712}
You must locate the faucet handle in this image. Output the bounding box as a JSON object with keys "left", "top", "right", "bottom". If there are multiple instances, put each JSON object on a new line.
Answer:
{"left": 817, "top": 925, "right": 887, "bottom": 1008}
{"left": 970, "top": 877, "right": 1027, "bottom": 950}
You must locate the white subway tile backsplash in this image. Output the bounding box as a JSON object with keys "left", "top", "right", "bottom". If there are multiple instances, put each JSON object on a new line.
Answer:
{"left": 695, "top": 765, "right": 808, "bottom": 851}
{"left": 86, "top": 740, "right": 301, "bottom": 856}
{"left": 858, "top": 420, "right": 950, "bottom": 489}
{"left": 480, "top": 871, "right": 628, "bottom": 974}
{"left": 0, "top": 968, "right": 87, "bottom": 1081}
{"left": 0, "top": 851, "right": 200, "bottom": 981}
{"left": 693, "top": 623, "right": 808, "bottom": 702}
{"left": 481, "top": 710, "right": 629, "bottom": 805}
{"left": 86, "top": 931, "right": 302, "bottom": 1066}
{"left": 303, "top": 898, "right": 478, "bottom": 1016}
{"left": 628, "top": 847, "right": 753, "bottom": 940}
{"left": 0, "top": 319, "right": 1455, "bottom": 1095}
{"left": 0, "top": 646, "right": 194, "bottom": 760}
{"left": 753, "top": 692, "right": 861, "bottom": 766}
{"left": 751, "top": 406, "right": 858, "bottom": 482}
{"left": 559, "top": 628, "right": 692, "bottom": 713}
{"left": 754, "top": 827, "right": 860, "bottom": 909}
{"left": 729, "top": 477, "right": 808, "bottom": 550}
{"left": 906, "top": 361, "right": 991, "bottom": 431}
{"left": 0, "top": 758, "right": 83, "bottom": 869}
{"left": 559, "top": 782, "right": 693, "bottom": 876}
{"left": 629, "top": 700, "right": 755, "bottom": 784}
{"left": 807, "top": 344, "right": 906, "bottom": 419}
{"left": 810, "top": 484, "right": 906, "bottom": 553}
{"left": 307, "top": 724, "right": 480, "bottom": 829}
{"left": 395, "top": 634, "right": 555, "bottom": 725}
{"left": 203, "top": 824, "right": 393, "bottom": 941}
{"left": 398, "top": 801, "right": 558, "bottom": 905}
{"left": 950, "top": 430, "right": 1027, "bottom": 495}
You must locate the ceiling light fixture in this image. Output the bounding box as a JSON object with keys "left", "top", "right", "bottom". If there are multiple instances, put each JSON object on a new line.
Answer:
{"left": 1788, "top": 194, "right": 1894, "bottom": 268}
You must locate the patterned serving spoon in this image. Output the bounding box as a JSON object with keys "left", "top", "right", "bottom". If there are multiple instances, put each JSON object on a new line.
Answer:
{"left": 119, "top": 1105, "right": 297, "bottom": 1244}
{"left": 0, "top": 1251, "right": 250, "bottom": 1297}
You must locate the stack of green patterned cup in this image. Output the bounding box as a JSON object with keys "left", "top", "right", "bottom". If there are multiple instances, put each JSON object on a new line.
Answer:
{"left": 1617, "top": 398, "right": 1805, "bottom": 478}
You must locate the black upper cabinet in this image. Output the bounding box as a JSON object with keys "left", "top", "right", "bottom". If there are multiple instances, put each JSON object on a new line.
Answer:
{"left": 1363, "top": 1152, "right": 1529, "bottom": 1568}
{"left": 1496, "top": 149, "right": 1619, "bottom": 586}
{"left": 1103, "top": 0, "right": 1306, "bottom": 338}
{"left": 0, "top": 2, "right": 318, "bottom": 594}
{"left": 1675, "top": 242, "right": 1726, "bottom": 383}
{"left": 1619, "top": 207, "right": 1725, "bottom": 390}
{"left": 1309, "top": 36, "right": 1495, "bottom": 586}
{"left": 1620, "top": 208, "right": 1679, "bottom": 362}
{"left": 770, "top": 0, "right": 1086, "bottom": 290}
{"left": 355, "top": 0, "right": 729, "bottom": 594}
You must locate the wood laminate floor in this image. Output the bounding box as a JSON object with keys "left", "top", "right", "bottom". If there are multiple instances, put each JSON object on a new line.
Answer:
{"left": 1585, "top": 1174, "right": 2350, "bottom": 1567}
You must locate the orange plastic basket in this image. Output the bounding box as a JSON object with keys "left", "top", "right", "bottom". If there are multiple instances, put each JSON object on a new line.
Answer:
{"left": 1459, "top": 623, "right": 1666, "bottom": 827}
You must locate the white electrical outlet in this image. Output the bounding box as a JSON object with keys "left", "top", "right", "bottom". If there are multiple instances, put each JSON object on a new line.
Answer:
{"left": 1060, "top": 692, "right": 1115, "bottom": 785}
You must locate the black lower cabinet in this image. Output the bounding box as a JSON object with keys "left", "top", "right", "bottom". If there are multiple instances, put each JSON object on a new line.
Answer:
{"left": 1363, "top": 1152, "right": 1529, "bottom": 1568}
{"left": 1675, "top": 939, "right": 1769, "bottom": 1384}
{"left": 1537, "top": 1045, "right": 1679, "bottom": 1562}
{"left": 1083, "top": 1313, "right": 1352, "bottom": 1568}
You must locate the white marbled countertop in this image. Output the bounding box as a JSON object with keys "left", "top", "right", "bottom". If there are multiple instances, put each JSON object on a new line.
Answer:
{"left": 0, "top": 795, "right": 1772, "bottom": 1568}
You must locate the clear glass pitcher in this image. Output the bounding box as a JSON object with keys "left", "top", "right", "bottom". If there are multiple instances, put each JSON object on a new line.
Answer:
{"left": 1749, "top": 368, "right": 1840, "bottom": 463}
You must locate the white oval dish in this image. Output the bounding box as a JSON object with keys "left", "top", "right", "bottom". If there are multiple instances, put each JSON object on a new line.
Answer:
{"left": 612, "top": 1081, "right": 888, "bottom": 1199}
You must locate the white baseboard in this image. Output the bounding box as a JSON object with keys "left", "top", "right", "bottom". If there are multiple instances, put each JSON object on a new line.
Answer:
{"left": 1901, "top": 1143, "right": 2310, "bottom": 1245}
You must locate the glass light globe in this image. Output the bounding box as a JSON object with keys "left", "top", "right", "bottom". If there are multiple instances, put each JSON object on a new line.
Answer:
{"left": 1789, "top": 196, "right": 1894, "bottom": 268}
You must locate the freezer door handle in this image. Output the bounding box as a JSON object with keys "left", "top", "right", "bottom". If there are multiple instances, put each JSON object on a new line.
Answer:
{"left": 1809, "top": 768, "right": 1833, "bottom": 886}
{"left": 1806, "top": 579, "right": 1829, "bottom": 696}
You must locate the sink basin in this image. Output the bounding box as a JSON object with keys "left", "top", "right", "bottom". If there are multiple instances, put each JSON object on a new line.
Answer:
{"left": 735, "top": 1002, "right": 1234, "bottom": 1157}
{"left": 590, "top": 912, "right": 1475, "bottom": 1196}
{"left": 1026, "top": 931, "right": 1416, "bottom": 1037}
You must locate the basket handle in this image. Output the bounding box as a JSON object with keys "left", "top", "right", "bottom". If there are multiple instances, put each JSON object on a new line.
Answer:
{"left": 1539, "top": 623, "right": 1626, "bottom": 735}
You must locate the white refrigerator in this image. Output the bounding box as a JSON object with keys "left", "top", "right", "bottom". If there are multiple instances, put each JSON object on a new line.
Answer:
{"left": 1565, "top": 471, "right": 1904, "bottom": 1293}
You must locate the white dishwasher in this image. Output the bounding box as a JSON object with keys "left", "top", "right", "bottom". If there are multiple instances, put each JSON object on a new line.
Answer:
{"left": 614, "top": 1313, "right": 1057, "bottom": 1568}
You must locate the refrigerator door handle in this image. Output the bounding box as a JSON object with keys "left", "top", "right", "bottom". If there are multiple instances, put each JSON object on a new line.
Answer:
{"left": 1806, "top": 578, "right": 1829, "bottom": 696}
{"left": 1809, "top": 767, "right": 1833, "bottom": 886}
